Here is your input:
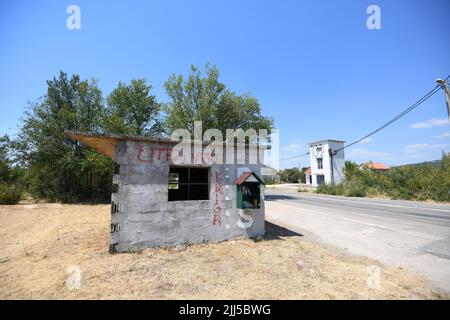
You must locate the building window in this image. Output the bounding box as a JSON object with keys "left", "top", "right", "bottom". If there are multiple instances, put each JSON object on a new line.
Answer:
{"left": 317, "top": 158, "right": 323, "bottom": 170}
{"left": 168, "top": 167, "right": 209, "bottom": 201}
{"left": 316, "top": 175, "right": 325, "bottom": 185}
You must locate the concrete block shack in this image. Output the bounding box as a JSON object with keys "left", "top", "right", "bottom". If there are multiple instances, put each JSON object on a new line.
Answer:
{"left": 65, "top": 131, "right": 266, "bottom": 253}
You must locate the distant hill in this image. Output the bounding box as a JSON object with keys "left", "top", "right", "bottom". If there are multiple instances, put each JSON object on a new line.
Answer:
{"left": 394, "top": 159, "right": 442, "bottom": 169}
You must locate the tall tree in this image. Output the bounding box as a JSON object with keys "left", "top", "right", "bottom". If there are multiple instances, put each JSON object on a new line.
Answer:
{"left": 0, "top": 135, "right": 13, "bottom": 183}
{"left": 16, "top": 71, "right": 112, "bottom": 202}
{"left": 104, "top": 79, "right": 162, "bottom": 136}
{"left": 0, "top": 135, "right": 23, "bottom": 204}
{"left": 164, "top": 64, "right": 274, "bottom": 136}
{"left": 279, "top": 168, "right": 305, "bottom": 183}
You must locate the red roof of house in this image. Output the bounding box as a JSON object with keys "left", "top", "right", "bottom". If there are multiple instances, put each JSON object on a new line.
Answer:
{"left": 365, "top": 162, "right": 390, "bottom": 170}
{"left": 304, "top": 167, "right": 311, "bottom": 175}
{"left": 235, "top": 172, "right": 264, "bottom": 185}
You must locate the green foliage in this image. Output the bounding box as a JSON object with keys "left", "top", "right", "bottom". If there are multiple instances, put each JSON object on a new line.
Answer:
{"left": 0, "top": 183, "right": 22, "bottom": 204}
{"left": 316, "top": 156, "right": 450, "bottom": 202}
{"left": 8, "top": 66, "right": 277, "bottom": 203}
{"left": 104, "top": 79, "right": 163, "bottom": 136}
{"left": 0, "top": 135, "right": 14, "bottom": 183}
{"left": 386, "top": 162, "right": 449, "bottom": 201}
{"left": 264, "top": 177, "right": 276, "bottom": 185}
{"left": 343, "top": 178, "right": 366, "bottom": 197}
{"left": 16, "top": 71, "right": 113, "bottom": 202}
{"left": 343, "top": 161, "right": 359, "bottom": 181}
{"left": 0, "top": 136, "right": 23, "bottom": 204}
{"left": 164, "top": 64, "right": 274, "bottom": 137}
{"left": 279, "top": 168, "right": 305, "bottom": 183}
{"left": 316, "top": 184, "right": 344, "bottom": 195}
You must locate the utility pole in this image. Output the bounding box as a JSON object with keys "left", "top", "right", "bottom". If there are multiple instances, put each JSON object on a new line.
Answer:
{"left": 436, "top": 79, "right": 450, "bottom": 121}
{"left": 329, "top": 148, "right": 334, "bottom": 185}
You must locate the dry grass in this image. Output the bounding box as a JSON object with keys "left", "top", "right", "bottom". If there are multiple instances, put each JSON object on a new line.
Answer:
{"left": 0, "top": 203, "right": 446, "bottom": 300}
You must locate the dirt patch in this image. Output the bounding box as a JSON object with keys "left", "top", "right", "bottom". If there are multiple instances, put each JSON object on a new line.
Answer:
{"left": 0, "top": 204, "right": 446, "bottom": 299}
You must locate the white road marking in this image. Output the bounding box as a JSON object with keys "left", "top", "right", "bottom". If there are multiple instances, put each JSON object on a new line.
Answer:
{"left": 339, "top": 217, "right": 394, "bottom": 231}
{"left": 267, "top": 198, "right": 442, "bottom": 240}
{"left": 282, "top": 192, "right": 450, "bottom": 213}
{"left": 281, "top": 198, "right": 449, "bottom": 224}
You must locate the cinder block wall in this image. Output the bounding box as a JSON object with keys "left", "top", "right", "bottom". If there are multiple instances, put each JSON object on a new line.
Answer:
{"left": 109, "top": 140, "right": 265, "bottom": 253}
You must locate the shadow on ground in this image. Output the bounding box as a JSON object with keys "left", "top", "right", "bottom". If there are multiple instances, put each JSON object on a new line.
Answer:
{"left": 265, "top": 194, "right": 298, "bottom": 201}
{"left": 264, "top": 221, "right": 303, "bottom": 240}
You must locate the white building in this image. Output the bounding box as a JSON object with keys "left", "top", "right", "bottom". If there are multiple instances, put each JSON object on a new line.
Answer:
{"left": 307, "top": 139, "right": 345, "bottom": 187}
{"left": 261, "top": 165, "right": 280, "bottom": 184}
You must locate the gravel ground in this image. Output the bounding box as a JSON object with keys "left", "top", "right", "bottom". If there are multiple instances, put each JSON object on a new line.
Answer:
{"left": 0, "top": 203, "right": 447, "bottom": 299}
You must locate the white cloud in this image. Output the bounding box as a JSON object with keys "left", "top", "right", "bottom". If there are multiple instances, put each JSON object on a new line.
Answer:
{"left": 360, "top": 137, "right": 373, "bottom": 143}
{"left": 410, "top": 118, "right": 449, "bottom": 129}
{"left": 433, "top": 131, "right": 450, "bottom": 139}
{"left": 405, "top": 143, "right": 448, "bottom": 154}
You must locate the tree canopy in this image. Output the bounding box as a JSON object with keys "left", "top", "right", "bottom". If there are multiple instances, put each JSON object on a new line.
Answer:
{"left": 15, "top": 71, "right": 112, "bottom": 202}
{"left": 279, "top": 168, "right": 305, "bottom": 183}
{"left": 104, "top": 79, "right": 162, "bottom": 136}
{"left": 164, "top": 64, "right": 274, "bottom": 137}
{"left": 0, "top": 135, "right": 14, "bottom": 183}
{"left": 6, "top": 65, "right": 274, "bottom": 203}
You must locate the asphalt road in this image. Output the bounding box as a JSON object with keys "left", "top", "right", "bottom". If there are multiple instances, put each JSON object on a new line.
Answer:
{"left": 264, "top": 190, "right": 450, "bottom": 293}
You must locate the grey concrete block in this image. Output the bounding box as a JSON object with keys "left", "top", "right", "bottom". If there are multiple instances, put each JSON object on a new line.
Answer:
{"left": 108, "top": 140, "right": 265, "bottom": 252}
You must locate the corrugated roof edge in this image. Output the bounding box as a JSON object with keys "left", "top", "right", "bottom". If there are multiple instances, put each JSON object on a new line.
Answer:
{"left": 65, "top": 130, "right": 271, "bottom": 147}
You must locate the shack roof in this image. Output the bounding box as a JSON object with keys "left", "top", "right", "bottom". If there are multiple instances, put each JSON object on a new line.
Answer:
{"left": 235, "top": 172, "right": 265, "bottom": 185}
{"left": 65, "top": 130, "right": 269, "bottom": 161}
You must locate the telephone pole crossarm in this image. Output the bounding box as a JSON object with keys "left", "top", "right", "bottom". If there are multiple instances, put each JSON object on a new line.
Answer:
{"left": 436, "top": 79, "right": 450, "bottom": 121}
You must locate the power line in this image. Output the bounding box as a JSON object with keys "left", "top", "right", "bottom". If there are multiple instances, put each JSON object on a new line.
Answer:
{"left": 276, "top": 76, "right": 449, "bottom": 161}
{"left": 276, "top": 152, "right": 310, "bottom": 162}
{"left": 334, "top": 77, "right": 448, "bottom": 154}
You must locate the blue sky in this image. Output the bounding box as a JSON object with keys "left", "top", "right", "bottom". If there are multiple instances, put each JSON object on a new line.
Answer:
{"left": 0, "top": 0, "right": 449, "bottom": 168}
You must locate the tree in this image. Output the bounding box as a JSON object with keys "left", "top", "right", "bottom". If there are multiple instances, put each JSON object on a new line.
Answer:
{"left": 16, "top": 71, "right": 112, "bottom": 202}
{"left": 0, "top": 135, "right": 10, "bottom": 183}
{"left": 0, "top": 135, "right": 25, "bottom": 204}
{"left": 164, "top": 64, "right": 274, "bottom": 136}
{"left": 279, "top": 168, "right": 304, "bottom": 183}
{"left": 104, "top": 79, "right": 162, "bottom": 136}
{"left": 343, "top": 161, "right": 359, "bottom": 181}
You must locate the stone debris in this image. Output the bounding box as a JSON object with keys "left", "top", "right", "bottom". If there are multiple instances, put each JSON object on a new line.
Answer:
{"left": 175, "top": 244, "right": 187, "bottom": 251}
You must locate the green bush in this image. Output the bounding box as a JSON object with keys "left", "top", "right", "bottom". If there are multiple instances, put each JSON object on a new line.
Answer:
{"left": 343, "top": 178, "right": 366, "bottom": 197}
{"left": 316, "top": 184, "right": 344, "bottom": 195}
{"left": 0, "top": 183, "right": 22, "bottom": 204}
{"left": 264, "top": 178, "right": 276, "bottom": 185}
{"left": 315, "top": 154, "right": 450, "bottom": 202}
{"left": 279, "top": 168, "right": 305, "bottom": 183}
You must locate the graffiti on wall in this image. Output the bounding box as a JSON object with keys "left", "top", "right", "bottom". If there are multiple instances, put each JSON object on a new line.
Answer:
{"left": 136, "top": 144, "right": 173, "bottom": 162}
{"left": 136, "top": 143, "right": 258, "bottom": 230}
{"left": 213, "top": 171, "right": 223, "bottom": 225}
